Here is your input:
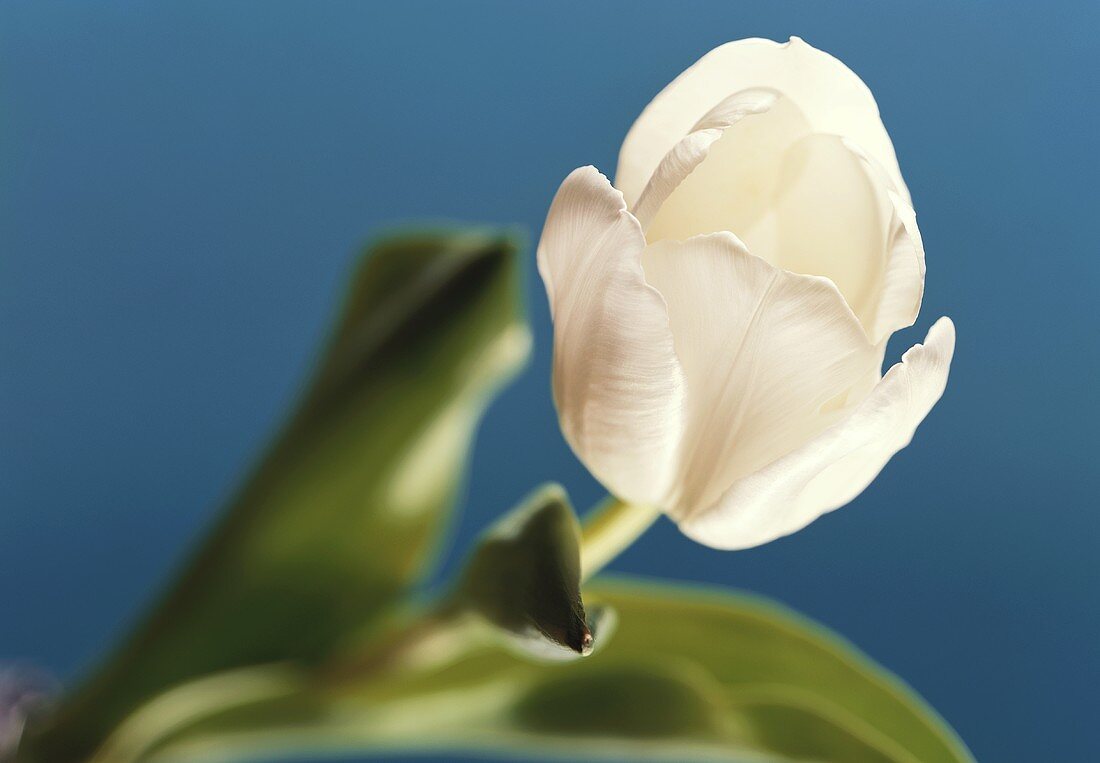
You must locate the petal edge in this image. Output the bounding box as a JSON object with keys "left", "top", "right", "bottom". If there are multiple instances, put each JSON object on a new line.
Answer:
{"left": 678, "top": 317, "right": 955, "bottom": 550}
{"left": 537, "top": 167, "right": 686, "bottom": 505}
{"left": 617, "top": 37, "right": 908, "bottom": 211}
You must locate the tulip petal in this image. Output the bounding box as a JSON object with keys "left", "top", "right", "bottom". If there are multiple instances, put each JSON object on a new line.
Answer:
{"left": 630, "top": 87, "right": 779, "bottom": 231}
{"left": 616, "top": 37, "right": 908, "bottom": 212}
{"left": 537, "top": 166, "right": 685, "bottom": 505}
{"left": 678, "top": 317, "right": 955, "bottom": 550}
{"left": 655, "top": 131, "right": 886, "bottom": 325}
{"left": 637, "top": 107, "right": 897, "bottom": 328}
{"left": 843, "top": 139, "right": 927, "bottom": 344}
{"left": 640, "top": 233, "right": 878, "bottom": 517}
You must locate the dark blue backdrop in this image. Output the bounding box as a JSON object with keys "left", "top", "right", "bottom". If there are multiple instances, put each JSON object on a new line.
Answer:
{"left": 2, "top": 2, "right": 1097, "bottom": 762}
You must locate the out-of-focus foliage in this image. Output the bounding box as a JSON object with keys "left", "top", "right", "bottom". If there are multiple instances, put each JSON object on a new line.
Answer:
{"left": 94, "top": 484, "right": 970, "bottom": 763}
{"left": 124, "top": 578, "right": 974, "bottom": 763}
{"left": 20, "top": 230, "right": 530, "bottom": 762}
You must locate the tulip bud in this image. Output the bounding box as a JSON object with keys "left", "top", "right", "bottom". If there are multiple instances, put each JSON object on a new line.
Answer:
{"left": 538, "top": 37, "right": 955, "bottom": 550}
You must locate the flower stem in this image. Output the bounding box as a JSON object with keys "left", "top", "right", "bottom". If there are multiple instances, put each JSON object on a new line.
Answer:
{"left": 579, "top": 497, "right": 661, "bottom": 580}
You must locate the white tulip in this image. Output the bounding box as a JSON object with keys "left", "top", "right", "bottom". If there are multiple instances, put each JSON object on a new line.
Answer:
{"left": 538, "top": 37, "right": 955, "bottom": 550}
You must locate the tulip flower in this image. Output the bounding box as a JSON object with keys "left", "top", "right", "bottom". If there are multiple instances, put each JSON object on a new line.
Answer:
{"left": 538, "top": 37, "right": 955, "bottom": 550}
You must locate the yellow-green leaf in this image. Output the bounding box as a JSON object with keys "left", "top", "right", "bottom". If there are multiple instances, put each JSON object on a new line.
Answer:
{"left": 21, "top": 229, "right": 530, "bottom": 763}
{"left": 124, "top": 579, "right": 973, "bottom": 763}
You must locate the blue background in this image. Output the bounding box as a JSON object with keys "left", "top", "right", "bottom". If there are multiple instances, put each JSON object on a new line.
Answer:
{"left": 2, "top": 2, "right": 1097, "bottom": 761}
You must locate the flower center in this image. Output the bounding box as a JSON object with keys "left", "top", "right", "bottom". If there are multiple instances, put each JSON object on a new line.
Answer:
{"left": 645, "top": 94, "right": 886, "bottom": 324}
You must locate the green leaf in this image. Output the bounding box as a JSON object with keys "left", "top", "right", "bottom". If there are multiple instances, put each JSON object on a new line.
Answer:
{"left": 23, "top": 229, "right": 530, "bottom": 762}
{"left": 127, "top": 579, "right": 974, "bottom": 763}
{"left": 454, "top": 484, "right": 610, "bottom": 659}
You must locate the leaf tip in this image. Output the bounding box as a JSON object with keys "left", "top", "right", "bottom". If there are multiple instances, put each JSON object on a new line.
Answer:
{"left": 579, "top": 630, "right": 595, "bottom": 656}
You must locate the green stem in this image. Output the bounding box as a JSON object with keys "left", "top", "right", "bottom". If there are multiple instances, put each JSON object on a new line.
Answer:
{"left": 579, "top": 497, "right": 661, "bottom": 581}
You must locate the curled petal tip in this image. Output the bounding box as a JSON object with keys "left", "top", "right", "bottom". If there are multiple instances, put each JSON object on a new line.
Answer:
{"left": 933, "top": 315, "right": 956, "bottom": 335}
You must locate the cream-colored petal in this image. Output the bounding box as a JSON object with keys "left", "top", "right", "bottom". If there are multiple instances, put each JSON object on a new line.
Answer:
{"left": 641, "top": 233, "right": 878, "bottom": 517}
{"left": 678, "top": 317, "right": 955, "bottom": 550}
{"left": 616, "top": 37, "right": 908, "bottom": 211}
{"left": 754, "top": 132, "right": 889, "bottom": 323}
{"left": 643, "top": 93, "right": 811, "bottom": 251}
{"left": 630, "top": 87, "right": 779, "bottom": 230}
{"left": 537, "top": 166, "right": 686, "bottom": 505}
{"left": 642, "top": 102, "right": 891, "bottom": 325}
{"left": 843, "top": 138, "right": 926, "bottom": 344}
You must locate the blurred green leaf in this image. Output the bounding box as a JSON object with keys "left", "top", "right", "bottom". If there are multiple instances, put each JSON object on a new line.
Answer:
{"left": 131, "top": 580, "right": 974, "bottom": 763}
{"left": 23, "top": 229, "right": 530, "bottom": 762}
{"left": 454, "top": 484, "right": 611, "bottom": 659}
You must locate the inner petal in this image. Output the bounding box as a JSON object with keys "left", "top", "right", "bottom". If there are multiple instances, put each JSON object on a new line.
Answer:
{"left": 646, "top": 96, "right": 887, "bottom": 324}
{"left": 646, "top": 95, "right": 811, "bottom": 250}
{"left": 771, "top": 133, "right": 888, "bottom": 324}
